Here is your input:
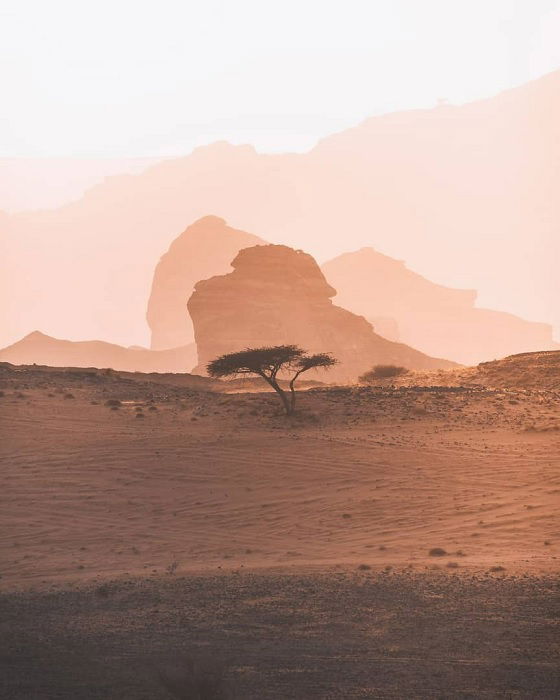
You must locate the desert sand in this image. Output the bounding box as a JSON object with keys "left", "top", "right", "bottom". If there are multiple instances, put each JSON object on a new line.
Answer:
{"left": 1, "top": 359, "right": 559, "bottom": 697}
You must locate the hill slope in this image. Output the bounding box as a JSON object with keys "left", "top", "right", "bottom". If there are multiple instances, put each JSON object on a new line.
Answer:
{"left": 322, "top": 248, "right": 559, "bottom": 364}
{"left": 0, "top": 331, "right": 197, "bottom": 374}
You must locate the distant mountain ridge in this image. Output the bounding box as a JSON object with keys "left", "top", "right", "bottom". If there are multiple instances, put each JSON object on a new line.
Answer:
{"left": 0, "top": 331, "right": 197, "bottom": 374}
{"left": 1, "top": 70, "right": 558, "bottom": 348}
{"left": 322, "top": 248, "right": 559, "bottom": 365}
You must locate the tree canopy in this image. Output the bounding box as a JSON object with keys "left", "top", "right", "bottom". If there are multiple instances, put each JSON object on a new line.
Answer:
{"left": 207, "top": 345, "right": 337, "bottom": 415}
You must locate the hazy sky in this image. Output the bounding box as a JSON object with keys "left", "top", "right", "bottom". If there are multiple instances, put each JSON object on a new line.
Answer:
{"left": 2, "top": 0, "right": 560, "bottom": 159}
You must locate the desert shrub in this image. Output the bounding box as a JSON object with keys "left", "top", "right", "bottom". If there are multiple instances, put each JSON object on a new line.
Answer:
{"left": 166, "top": 560, "right": 179, "bottom": 575}
{"left": 428, "top": 547, "right": 447, "bottom": 557}
{"left": 359, "top": 365, "right": 409, "bottom": 383}
{"left": 105, "top": 399, "right": 121, "bottom": 407}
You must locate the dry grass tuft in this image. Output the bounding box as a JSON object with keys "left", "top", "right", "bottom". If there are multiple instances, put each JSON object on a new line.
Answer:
{"left": 105, "top": 399, "right": 121, "bottom": 407}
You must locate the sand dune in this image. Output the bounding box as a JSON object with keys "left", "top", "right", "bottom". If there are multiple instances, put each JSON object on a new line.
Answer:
{"left": 1, "top": 363, "right": 558, "bottom": 590}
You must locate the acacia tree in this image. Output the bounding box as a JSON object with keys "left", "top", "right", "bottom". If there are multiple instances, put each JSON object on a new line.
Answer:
{"left": 206, "top": 345, "right": 337, "bottom": 415}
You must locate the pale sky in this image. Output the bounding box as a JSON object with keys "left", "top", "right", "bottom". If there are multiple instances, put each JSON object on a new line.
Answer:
{"left": 1, "top": 0, "right": 560, "bottom": 160}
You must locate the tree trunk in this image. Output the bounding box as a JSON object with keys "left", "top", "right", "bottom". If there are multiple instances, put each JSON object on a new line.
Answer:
{"left": 289, "top": 370, "right": 304, "bottom": 414}
{"left": 289, "top": 378, "right": 297, "bottom": 414}
{"left": 267, "top": 378, "right": 292, "bottom": 415}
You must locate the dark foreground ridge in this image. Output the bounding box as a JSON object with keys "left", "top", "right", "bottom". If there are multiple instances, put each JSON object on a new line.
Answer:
{"left": 1, "top": 571, "right": 558, "bottom": 699}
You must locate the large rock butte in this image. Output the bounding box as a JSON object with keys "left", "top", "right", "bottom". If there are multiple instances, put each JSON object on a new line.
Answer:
{"left": 322, "top": 248, "right": 559, "bottom": 365}
{"left": 147, "top": 216, "right": 265, "bottom": 349}
{"left": 187, "top": 245, "right": 456, "bottom": 383}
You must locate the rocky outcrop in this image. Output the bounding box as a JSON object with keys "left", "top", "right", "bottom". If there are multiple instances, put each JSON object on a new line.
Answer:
{"left": 0, "top": 331, "right": 197, "bottom": 374}
{"left": 322, "top": 248, "right": 559, "bottom": 365}
{"left": 3, "top": 72, "right": 559, "bottom": 349}
{"left": 187, "top": 245, "right": 456, "bottom": 383}
{"left": 147, "top": 216, "right": 265, "bottom": 349}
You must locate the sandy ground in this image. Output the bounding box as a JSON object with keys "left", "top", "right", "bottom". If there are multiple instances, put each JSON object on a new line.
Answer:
{"left": 1, "top": 365, "right": 559, "bottom": 697}
{"left": 2, "top": 571, "right": 559, "bottom": 699}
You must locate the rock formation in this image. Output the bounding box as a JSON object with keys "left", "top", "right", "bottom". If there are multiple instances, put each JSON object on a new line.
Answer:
{"left": 0, "top": 331, "right": 197, "bottom": 374}
{"left": 147, "top": 216, "right": 265, "bottom": 349}
{"left": 2, "top": 71, "right": 559, "bottom": 349}
{"left": 322, "top": 248, "right": 559, "bottom": 365}
{"left": 187, "top": 245, "right": 456, "bottom": 383}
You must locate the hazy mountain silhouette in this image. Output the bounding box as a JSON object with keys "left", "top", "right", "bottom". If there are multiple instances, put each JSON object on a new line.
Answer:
{"left": 0, "top": 331, "right": 197, "bottom": 374}
{"left": 2, "top": 71, "right": 558, "bottom": 349}
{"left": 322, "top": 248, "right": 559, "bottom": 365}
{"left": 188, "top": 244, "right": 456, "bottom": 382}
{"left": 147, "top": 216, "right": 265, "bottom": 349}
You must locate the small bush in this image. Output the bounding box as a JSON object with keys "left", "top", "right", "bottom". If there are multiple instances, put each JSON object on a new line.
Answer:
{"left": 359, "top": 365, "right": 409, "bottom": 383}
{"left": 166, "top": 560, "right": 179, "bottom": 575}
{"left": 105, "top": 399, "right": 121, "bottom": 407}
{"left": 428, "top": 547, "right": 447, "bottom": 557}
